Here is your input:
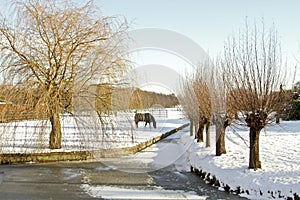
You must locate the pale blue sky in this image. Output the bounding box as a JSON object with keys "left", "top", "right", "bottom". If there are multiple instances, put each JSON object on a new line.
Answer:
{"left": 96, "top": 0, "right": 300, "bottom": 91}
{"left": 1, "top": 0, "right": 300, "bottom": 92}
{"left": 1, "top": 0, "right": 299, "bottom": 63}
{"left": 97, "top": 0, "right": 300, "bottom": 60}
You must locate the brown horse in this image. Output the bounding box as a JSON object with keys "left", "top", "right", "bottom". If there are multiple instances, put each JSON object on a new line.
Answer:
{"left": 134, "top": 113, "right": 157, "bottom": 128}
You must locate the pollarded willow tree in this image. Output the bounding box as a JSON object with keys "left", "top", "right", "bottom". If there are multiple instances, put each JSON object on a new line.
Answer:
{"left": 222, "top": 22, "right": 290, "bottom": 169}
{"left": 210, "top": 61, "right": 234, "bottom": 156}
{"left": 179, "top": 63, "right": 212, "bottom": 147}
{"left": 192, "top": 66, "right": 212, "bottom": 147}
{"left": 178, "top": 73, "right": 200, "bottom": 137}
{"left": 0, "top": 0, "right": 129, "bottom": 149}
{"left": 179, "top": 59, "right": 234, "bottom": 156}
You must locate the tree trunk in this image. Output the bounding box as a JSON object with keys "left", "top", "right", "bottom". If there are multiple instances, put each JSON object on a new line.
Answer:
{"left": 194, "top": 122, "right": 198, "bottom": 139}
{"left": 275, "top": 113, "right": 280, "bottom": 124}
{"left": 234, "top": 112, "right": 239, "bottom": 119}
{"left": 205, "top": 121, "right": 210, "bottom": 147}
{"left": 216, "top": 124, "right": 226, "bottom": 156}
{"left": 190, "top": 120, "right": 194, "bottom": 136}
{"left": 49, "top": 109, "right": 62, "bottom": 149}
{"left": 196, "top": 121, "right": 204, "bottom": 142}
{"left": 249, "top": 127, "right": 262, "bottom": 170}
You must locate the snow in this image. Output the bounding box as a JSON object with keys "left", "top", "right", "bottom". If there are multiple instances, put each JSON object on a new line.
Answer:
{"left": 0, "top": 108, "right": 188, "bottom": 154}
{"left": 81, "top": 185, "right": 206, "bottom": 199}
{"left": 0, "top": 107, "right": 299, "bottom": 200}
{"left": 80, "top": 119, "right": 298, "bottom": 199}
{"left": 98, "top": 125, "right": 193, "bottom": 174}
{"left": 189, "top": 120, "right": 300, "bottom": 200}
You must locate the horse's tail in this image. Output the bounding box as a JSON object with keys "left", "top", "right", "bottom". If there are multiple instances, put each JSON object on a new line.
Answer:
{"left": 151, "top": 114, "right": 157, "bottom": 128}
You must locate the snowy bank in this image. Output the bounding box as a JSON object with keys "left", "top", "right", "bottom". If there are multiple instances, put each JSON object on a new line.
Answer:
{"left": 189, "top": 121, "right": 300, "bottom": 200}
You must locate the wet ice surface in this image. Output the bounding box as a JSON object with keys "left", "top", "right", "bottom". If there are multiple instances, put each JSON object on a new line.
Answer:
{"left": 81, "top": 128, "right": 246, "bottom": 199}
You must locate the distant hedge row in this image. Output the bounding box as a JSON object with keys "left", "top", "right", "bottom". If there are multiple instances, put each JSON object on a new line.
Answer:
{"left": 0, "top": 104, "right": 47, "bottom": 122}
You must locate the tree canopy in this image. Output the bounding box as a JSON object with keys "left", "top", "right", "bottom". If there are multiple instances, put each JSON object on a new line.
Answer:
{"left": 0, "top": 0, "right": 129, "bottom": 149}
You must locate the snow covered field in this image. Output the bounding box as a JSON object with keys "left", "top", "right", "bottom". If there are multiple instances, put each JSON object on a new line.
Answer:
{"left": 189, "top": 120, "right": 300, "bottom": 200}
{"left": 0, "top": 108, "right": 187, "bottom": 153}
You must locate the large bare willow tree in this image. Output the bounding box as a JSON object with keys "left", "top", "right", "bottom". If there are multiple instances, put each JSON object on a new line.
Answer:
{"left": 0, "top": 0, "right": 129, "bottom": 149}
{"left": 192, "top": 66, "right": 212, "bottom": 147}
{"left": 222, "top": 22, "right": 289, "bottom": 169}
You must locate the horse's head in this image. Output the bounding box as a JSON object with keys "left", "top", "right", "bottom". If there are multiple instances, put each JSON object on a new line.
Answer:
{"left": 150, "top": 114, "right": 157, "bottom": 128}
{"left": 153, "top": 121, "right": 157, "bottom": 128}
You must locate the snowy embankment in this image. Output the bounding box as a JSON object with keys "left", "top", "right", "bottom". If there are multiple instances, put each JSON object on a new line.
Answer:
{"left": 0, "top": 108, "right": 188, "bottom": 154}
{"left": 189, "top": 121, "right": 300, "bottom": 200}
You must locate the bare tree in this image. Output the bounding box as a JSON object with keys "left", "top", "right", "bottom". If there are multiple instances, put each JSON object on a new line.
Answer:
{"left": 193, "top": 65, "right": 213, "bottom": 147}
{"left": 222, "top": 21, "right": 289, "bottom": 169}
{"left": 178, "top": 63, "right": 212, "bottom": 146}
{"left": 210, "top": 62, "right": 234, "bottom": 156}
{"left": 0, "top": 0, "right": 129, "bottom": 149}
{"left": 178, "top": 74, "right": 199, "bottom": 137}
{"left": 193, "top": 82, "right": 210, "bottom": 145}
